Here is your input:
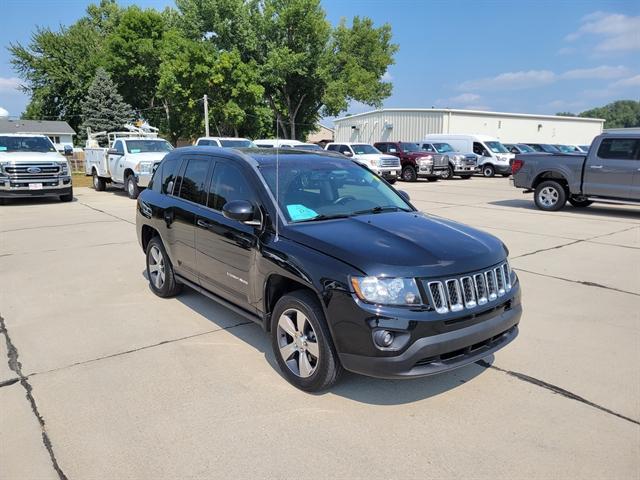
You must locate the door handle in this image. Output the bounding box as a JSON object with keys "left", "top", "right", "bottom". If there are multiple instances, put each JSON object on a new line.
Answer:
{"left": 589, "top": 165, "right": 603, "bottom": 169}
{"left": 197, "top": 219, "right": 211, "bottom": 229}
{"left": 163, "top": 210, "right": 174, "bottom": 226}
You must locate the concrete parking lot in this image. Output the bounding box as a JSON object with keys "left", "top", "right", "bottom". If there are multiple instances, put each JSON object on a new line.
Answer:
{"left": 1, "top": 178, "right": 639, "bottom": 479}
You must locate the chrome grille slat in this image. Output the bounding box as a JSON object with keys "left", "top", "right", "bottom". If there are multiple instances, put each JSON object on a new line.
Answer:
{"left": 424, "top": 262, "right": 512, "bottom": 314}
{"left": 2, "top": 162, "right": 61, "bottom": 180}
{"left": 380, "top": 158, "right": 401, "bottom": 168}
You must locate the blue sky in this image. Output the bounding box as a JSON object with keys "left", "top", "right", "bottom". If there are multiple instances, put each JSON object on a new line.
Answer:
{"left": 1, "top": 0, "right": 638, "bottom": 122}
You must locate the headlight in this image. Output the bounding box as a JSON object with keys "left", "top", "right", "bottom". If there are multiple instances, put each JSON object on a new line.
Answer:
{"left": 351, "top": 276, "right": 422, "bottom": 306}
{"left": 419, "top": 156, "right": 433, "bottom": 166}
{"left": 136, "top": 161, "right": 154, "bottom": 174}
{"left": 370, "top": 158, "right": 380, "bottom": 167}
{"left": 56, "top": 161, "right": 69, "bottom": 175}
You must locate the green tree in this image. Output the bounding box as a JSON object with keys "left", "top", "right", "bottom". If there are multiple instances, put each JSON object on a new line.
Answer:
{"left": 9, "top": 21, "right": 103, "bottom": 131}
{"left": 580, "top": 100, "right": 640, "bottom": 129}
{"left": 78, "top": 68, "right": 134, "bottom": 145}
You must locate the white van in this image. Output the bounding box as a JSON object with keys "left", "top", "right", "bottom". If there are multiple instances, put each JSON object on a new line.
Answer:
{"left": 422, "top": 134, "right": 513, "bottom": 177}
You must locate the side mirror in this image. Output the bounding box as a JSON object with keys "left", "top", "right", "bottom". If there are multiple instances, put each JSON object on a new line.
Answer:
{"left": 222, "top": 200, "right": 255, "bottom": 223}
{"left": 63, "top": 145, "right": 73, "bottom": 156}
{"left": 343, "top": 151, "right": 353, "bottom": 157}
{"left": 107, "top": 149, "right": 120, "bottom": 156}
{"left": 397, "top": 190, "right": 411, "bottom": 202}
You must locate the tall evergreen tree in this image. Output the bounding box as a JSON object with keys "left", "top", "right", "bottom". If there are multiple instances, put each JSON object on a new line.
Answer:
{"left": 79, "top": 68, "right": 134, "bottom": 145}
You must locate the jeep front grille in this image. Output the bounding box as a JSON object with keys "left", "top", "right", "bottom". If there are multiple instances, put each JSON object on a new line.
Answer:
{"left": 424, "top": 262, "right": 512, "bottom": 314}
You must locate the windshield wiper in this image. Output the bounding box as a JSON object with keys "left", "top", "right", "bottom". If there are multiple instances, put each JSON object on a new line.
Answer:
{"left": 294, "top": 213, "right": 352, "bottom": 223}
{"left": 352, "top": 206, "right": 411, "bottom": 216}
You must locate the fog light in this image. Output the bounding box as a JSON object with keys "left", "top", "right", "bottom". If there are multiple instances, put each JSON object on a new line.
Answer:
{"left": 374, "top": 330, "right": 394, "bottom": 348}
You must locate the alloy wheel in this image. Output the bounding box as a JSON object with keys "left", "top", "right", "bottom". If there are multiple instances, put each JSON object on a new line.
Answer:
{"left": 148, "top": 245, "right": 166, "bottom": 289}
{"left": 538, "top": 186, "right": 559, "bottom": 207}
{"left": 127, "top": 178, "right": 135, "bottom": 196}
{"left": 276, "top": 308, "right": 320, "bottom": 378}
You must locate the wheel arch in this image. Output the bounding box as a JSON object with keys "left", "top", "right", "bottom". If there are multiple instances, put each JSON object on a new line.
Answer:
{"left": 532, "top": 171, "right": 569, "bottom": 190}
{"left": 140, "top": 224, "right": 159, "bottom": 253}
{"left": 263, "top": 274, "right": 321, "bottom": 332}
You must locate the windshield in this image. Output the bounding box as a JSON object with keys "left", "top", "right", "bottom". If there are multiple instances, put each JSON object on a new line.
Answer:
{"left": 0, "top": 136, "right": 56, "bottom": 153}
{"left": 433, "top": 143, "right": 455, "bottom": 153}
{"left": 259, "top": 158, "right": 411, "bottom": 223}
{"left": 351, "top": 144, "right": 380, "bottom": 155}
{"left": 295, "top": 144, "right": 324, "bottom": 151}
{"left": 220, "top": 139, "right": 256, "bottom": 148}
{"left": 540, "top": 144, "right": 561, "bottom": 153}
{"left": 555, "top": 144, "right": 575, "bottom": 153}
{"left": 516, "top": 144, "right": 535, "bottom": 152}
{"left": 485, "top": 141, "right": 509, "bottom": 154}
{"left": 399, "top": 142, "right": 421, "bottom": 152}
{"left": 125, "top": 140, "right": 173, "bottom": 153}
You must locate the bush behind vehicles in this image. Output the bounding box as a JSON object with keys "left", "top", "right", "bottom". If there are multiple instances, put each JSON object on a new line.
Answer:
{"left": 423, "top": 134, "right": 513, "bottom": 177}
{"left": 84, "top": 126, "right": 173, "bottom": 199}
{"left": 374, "top": 141, "right": 448, "bottom": 182}
{"left": 136, "top": 147, "right": 521, "bottom": 391}
{"left": 0, "top": 134, "right": 73, "bottom": 203}
{"left": 512, "top": 133, "right": 640, "bottom": 211}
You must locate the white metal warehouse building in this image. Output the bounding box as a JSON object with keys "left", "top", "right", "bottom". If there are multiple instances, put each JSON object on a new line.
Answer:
{"left": 333, "top": 108, "right": 604, "bottom": 145}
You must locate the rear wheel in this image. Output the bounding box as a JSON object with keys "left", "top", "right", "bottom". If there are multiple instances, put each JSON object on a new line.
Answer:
{"left": 501, "top": 173, "right": 510, "bottom": 177}
{"left": 482, "top": 165, "right": 495, "bottom": 177}
{"left": 534, "top": 180, "right": 567, "bottom": 211}
{"left": 460, "top": 175, "right": 472, "bottom": 179}
{"left": 387, "top": 178, "right": 397, "bottom": 185}
{"left": 93, "top": 170, "right": 106, "bottom": 191}
{"left": 426, "top": 176, "right": 438, "bottom": 182}
{"left": 125, "top": 174, "right": 140, "bottom": 199}
{"left": 271, "top": 290, "right": 342, "bottom": 392}
{"left": 401, "top": 165, "right": 417, "bottom": 182}
{"left": 60, "top": 187, "right": 73, "bottom": 202}
{"left": 146, "top": 236, "right": 182, "bottom": 297}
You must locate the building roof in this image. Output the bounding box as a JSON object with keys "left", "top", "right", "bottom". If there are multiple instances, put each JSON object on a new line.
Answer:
{"left": 0, "top": 118, "right": 76, "bottom": 135}
{"left": 334, "top": 108, "right": 605, "bottom": 124}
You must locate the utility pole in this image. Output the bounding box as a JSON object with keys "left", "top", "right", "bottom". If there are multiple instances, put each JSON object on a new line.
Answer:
{"left": 203, "top": 94, "right": 210, "bottom": 137}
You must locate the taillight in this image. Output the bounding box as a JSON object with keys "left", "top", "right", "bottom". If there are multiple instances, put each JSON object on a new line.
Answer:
{"left": 512, "top": 159, "right": 524, "bottom": 175}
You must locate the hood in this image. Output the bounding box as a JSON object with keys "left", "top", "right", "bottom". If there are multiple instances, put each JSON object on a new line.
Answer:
{"left": 404, "top": 152, "right": 432, "bottom": 159}
{"left": 284, "top": 211, "right": 507, "bottom": 278}
{"left": 128, "top": 152, "right": 167, "bottom": 163}
{"left": 0, "top": 151, "right": 64, "bottom": 163}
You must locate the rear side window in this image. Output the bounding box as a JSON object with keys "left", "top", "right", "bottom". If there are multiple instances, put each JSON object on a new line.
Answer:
{"left": 377, "top": 143, "right": 387, "bottom": 152}
{"left": 177, "top": 158, "right": 210, "bottom": 204}
{"left": 161, "top": 156, "right": 181, "bottom": 195}
{"left": 326, "top": 144, "right": 339, "bottom": 152}
{"left": 207, "top": 162, "right": 254, "bottom": 211}
{"left": 597, "top": 138, "right": 640, "bottom": 160}
{"left": 338, "top": 145, "right": 351, "bottom": 155}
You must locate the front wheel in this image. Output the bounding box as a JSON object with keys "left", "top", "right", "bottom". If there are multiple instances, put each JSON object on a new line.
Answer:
{"left": 482, "top": 165, "right": 495, "bottom": 177}
{"left": 441, "top": 165, "right": 453, "bottom": 180}
{"left": 460, "top": 175, "right": 472, "bottom": 179}
{"left": 60, "top": 187, "right": 73, "bottom": 202}
{"left": 401, "top": 165, "right": 417, "bottom": 182}
{"left": 501, "top": 173, "right": 510, "bottom": 177}
{"left": 271, "top": 290, "right": 342, "bottom": 392}
{"left": 387, "top": 178, "right": 397, "bottom": 185}
{"left": 146, "top": 236, "right": 182, "bottom": 297}
{"left": 534, "top": 180, "right": 567, "bottom": 211}
{"left": 426, "top": 176, "right": 438, "bottom": 182}
{"left": 125, "top": 174, "right": 140, "bottom": 199}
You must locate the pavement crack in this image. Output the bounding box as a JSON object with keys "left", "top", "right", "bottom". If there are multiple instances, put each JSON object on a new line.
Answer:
{"left": 476, "top": 360, "right": 640, "bottom": 426}
{"left": 514, "top": 267, "right": 639, "bottom": 297}
{"left": 77, "top": 201, "right": 135, "bottom": 225}
{"left": 512, "top": 240, "right": 582, "bottom": 259}
{"left": 30, "top": 320, "right": 255, "bottom": 377}
{"left": 0, "top": 377, "right": 20, "bottom": 388}
{"left": 0, "top": 219, "right": 120, "bottom": 234}
{"left": 0, "top": 314, "right": 69, "bottom": 480}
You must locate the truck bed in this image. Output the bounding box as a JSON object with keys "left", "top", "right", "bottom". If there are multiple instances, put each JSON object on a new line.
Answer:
{"left": 84, "top": 148, "right": 110, "bottom": 177}
{"left": 512, "top": 153, "right": 586, "bottom": 193}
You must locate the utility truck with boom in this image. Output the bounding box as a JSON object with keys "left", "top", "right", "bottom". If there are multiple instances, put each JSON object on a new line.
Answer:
{"left": 84, "top": 124, "right": 173, "bottom": 199}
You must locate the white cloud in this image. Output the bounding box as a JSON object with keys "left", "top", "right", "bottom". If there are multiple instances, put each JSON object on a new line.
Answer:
{"left": 449, "top": 93, "right": 481, "bottom": 103}
{"left": 561, "top": 65, "right": 629, "bottom": 80}
{"left": 0, "top": 107, "right": 9, "bottom": 117}
{"left": 611, "top": 74, "right": 640, "bottom": 88}
{"left": 0, "top": 77, "right": 21, "bottom": 93}
{"left": 546, "top": 99, "right": 586, "bottom": 111}
{"left": 459, "top": 70, "right": 556, "bottom": 91}
{"left": 565, "top": 12, "right": 640, "bottom": 52}
{"left": 557, "top": 47, "right": 576, "bottom": 55}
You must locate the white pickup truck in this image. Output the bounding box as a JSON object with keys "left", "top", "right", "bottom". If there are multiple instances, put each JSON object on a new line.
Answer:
{"left": 84, "top": 131, "right": 173, "bottom": 199}
{"left": 0, "top": 134, "right": 73, "bottom": 204}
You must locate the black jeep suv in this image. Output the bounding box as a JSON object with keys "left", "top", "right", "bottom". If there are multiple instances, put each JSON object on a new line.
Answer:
{"left": 136, "top": 147, "right": 522, "bottom": 391}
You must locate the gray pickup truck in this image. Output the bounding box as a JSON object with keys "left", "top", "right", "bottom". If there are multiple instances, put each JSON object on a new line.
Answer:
{"left": 511, "top": 133, "right": 640, "bottom": 211}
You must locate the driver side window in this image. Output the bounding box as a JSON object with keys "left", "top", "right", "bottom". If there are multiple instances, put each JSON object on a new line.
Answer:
{"left": 207, "top": 161, "right": 255, "bottom": 211}
{"left": 422, "top": 144, "right": 435, "bottom": 153}
{"left": 339, "top": 145, "right": 351, "bottom": 155}
{"left": 114, "top": 141, "right": 125, "bottom": 155}
{"left": 473, "top": 142, "right": 488, "bottom": 156}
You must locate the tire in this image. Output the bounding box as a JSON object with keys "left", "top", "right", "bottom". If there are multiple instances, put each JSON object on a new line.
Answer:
{"left": 568, "top": 197, "right": 593, "bottom": 208}
{"left": 401, "top": 165, "right": 417, "bottom": 182}
{"left": 126, "top": 174, "right": 140, "bottom": 199}
{"left": 534, "top": 180, "right": 567, "bottom": 211}
{"left": 482, "top": 165, "right": 495, "bottom": 177}
{"left": 146, "top": 236, "right": 182, "bottom": 298}
{"left": 271, "top": 290, "right": 343, "bottom": 392}
{"left": 387, "top": 178, "right": 397, "bottom": 185}
{"left": 93, "top": 170, "right": 106, "bottom": 191}
{"left": 59, "top": 187, "right": 73, "bottom": 202}
{"left": 426, "top": 176, "right": 438, "bottom": 182}
{"left": 0, "top": 198, "right": 7, "bottom": 206}
{"left": 501, "top": 173, "right": 510, "bottom": 177}
{"left": 460, "top": 175, "right": 472, "bottom": 179}
{"left": 441, "top": 165, "right": 453, "bottom": 180}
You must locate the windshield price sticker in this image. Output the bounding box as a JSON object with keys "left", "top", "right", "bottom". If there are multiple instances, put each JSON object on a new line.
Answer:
{"left": 287, "top": 204, "right": 318, "bottom": 221}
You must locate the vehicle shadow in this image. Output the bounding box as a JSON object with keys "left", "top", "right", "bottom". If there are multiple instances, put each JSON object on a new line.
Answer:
{"left": 1, "top": 196, "right": 78, "bottom": 206}
{"left": 165, "top": 280, "right": 491, "bottom": 405}
{"left": 489, "top": 199, "right": 640, "bottom": 219}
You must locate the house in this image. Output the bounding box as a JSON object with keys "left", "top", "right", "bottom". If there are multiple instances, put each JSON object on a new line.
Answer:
{"left": 0, "top": 118, "right": 76, "bottom": 151}
{"left": 306, "top": 124, "right": 334, "bottom": 145}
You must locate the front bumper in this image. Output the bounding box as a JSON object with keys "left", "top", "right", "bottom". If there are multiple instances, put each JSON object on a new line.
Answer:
{"left": 452, "top": 164, "right": 478, "bottom": 174}
{"left": 135, "top": 172, "right": 153, "bottom": 188}
{"left": 0, "top": 176, "right": 72, "bottom": 198}
{"left": 493, "top": 164, "right": 512, "bottom": 174}
{"left": 418, "top": 164, "right": 448, "bottom": 177}
{"left": 375, "top": 168, "right": 399, "bottom": 180}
